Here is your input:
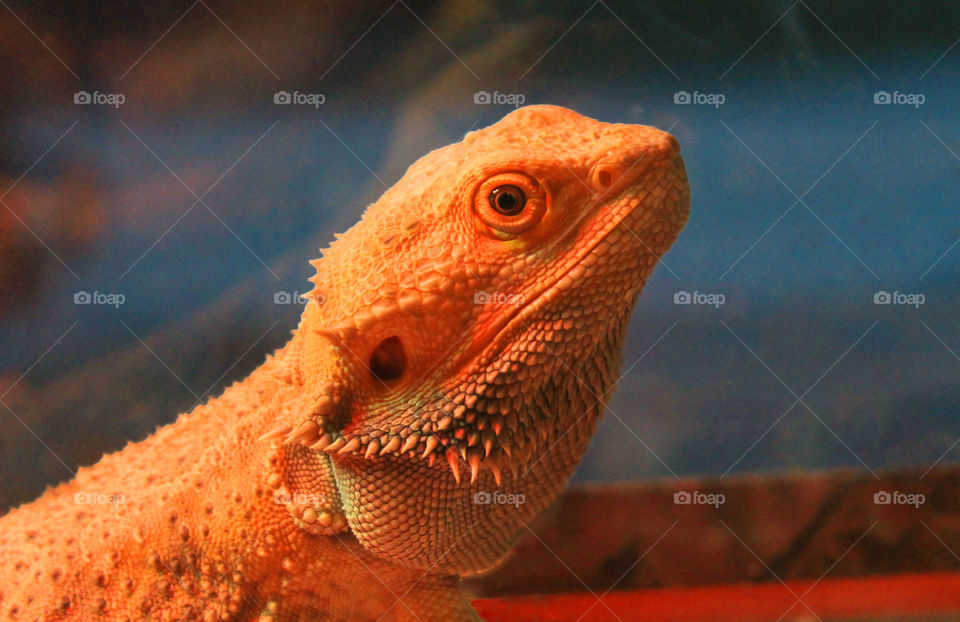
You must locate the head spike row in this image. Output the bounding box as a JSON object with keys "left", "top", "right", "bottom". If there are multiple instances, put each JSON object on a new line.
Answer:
{"left": 330, "top": 419, "right": 522, "bottom": 489}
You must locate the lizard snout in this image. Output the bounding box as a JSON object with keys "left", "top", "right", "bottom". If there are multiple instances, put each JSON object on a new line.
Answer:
{"left": 588, "top": 129, "right": 680, "bottom": 197}
{"left": 658, "top": 131, "right": 681, "bottom": 159}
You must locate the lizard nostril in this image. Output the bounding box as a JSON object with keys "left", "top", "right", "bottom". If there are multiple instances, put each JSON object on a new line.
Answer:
{"left": 369, "top": 336, "right": 407, "bottom": 383}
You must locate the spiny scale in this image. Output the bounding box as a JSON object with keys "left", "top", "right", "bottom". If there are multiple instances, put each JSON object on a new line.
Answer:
{"left": 489, "top": 462, "right": 502, "bottom": 486}
{"left": 468, "top": 453, "right": 480, "bottom": 484}
{"left": 401, "top": 434, "right": 419, "bottom": 453}
{"left": 286, "top": 420, "right": 319, "bottom": 445}
{"left": 323, "top": 437, "right": 346, "bottom": 453}
{"left": 422, "top": 436, "right": 440, "bottom": 458}
{"left": 310, "top": 434, "right": 334, "bottom": 451}
{"left": 446, "top": 448, "right": 461, "bottom": 485}
{"left": 380, "top": 436, "right": 401, "bottom": 455}
{"left": 258, "top": 424, "right": 292, "bottom": 443}
{"left": 338, "top": 438, "right": 362, "bottom": 455}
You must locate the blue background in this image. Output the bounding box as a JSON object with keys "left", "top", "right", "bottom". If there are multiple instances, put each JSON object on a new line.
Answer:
{"left": 0, "top": 0, "right": 958, "bottom": 509}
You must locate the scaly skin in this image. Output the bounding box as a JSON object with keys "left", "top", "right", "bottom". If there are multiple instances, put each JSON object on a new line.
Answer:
{"left": 0, "top": 105, "right": 689, "bottom": 621}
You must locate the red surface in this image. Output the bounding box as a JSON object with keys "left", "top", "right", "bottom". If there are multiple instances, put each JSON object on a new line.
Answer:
{"left": 473, "top": 572, "right": 960, "bottom": 621}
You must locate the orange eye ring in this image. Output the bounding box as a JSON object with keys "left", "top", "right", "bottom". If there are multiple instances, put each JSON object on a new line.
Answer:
{"left": 473, "top": 172, "right": 547, "bottom": 235}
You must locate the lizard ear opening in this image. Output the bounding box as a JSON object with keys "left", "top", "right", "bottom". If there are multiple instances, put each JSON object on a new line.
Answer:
{"left": 369, "top": 335, "right": 407, "bottom": 383}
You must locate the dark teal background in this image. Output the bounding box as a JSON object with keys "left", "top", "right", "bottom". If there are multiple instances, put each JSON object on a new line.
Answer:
{"left": 0, "top": 0, "right": 957, "bottom": 509}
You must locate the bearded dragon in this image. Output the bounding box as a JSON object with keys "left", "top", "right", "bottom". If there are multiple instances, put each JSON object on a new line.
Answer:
{"left": 0, "top": 105, "right": 689, "bottom": 621}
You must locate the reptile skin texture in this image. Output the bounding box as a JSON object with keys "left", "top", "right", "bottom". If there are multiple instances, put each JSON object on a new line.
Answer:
{"left": 0, "top": 105, "right": 689, "bottom": 621}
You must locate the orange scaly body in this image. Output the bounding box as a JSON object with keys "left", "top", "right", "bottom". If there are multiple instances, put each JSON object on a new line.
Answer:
{"left": 0, "top": 106, "right": 690, "bottom": 621}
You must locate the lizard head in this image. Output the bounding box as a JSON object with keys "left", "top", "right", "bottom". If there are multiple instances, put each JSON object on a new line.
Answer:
{"left": 289, "top": 105, "right": 689, "bottom": 573}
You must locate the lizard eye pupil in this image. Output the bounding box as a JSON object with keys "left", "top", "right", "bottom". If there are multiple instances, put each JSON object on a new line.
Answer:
{"left": 474, "top": 174, "right": 545, "bottom": 235}
{"left": 488, "top": 185, "right": 526, "bottom": 216}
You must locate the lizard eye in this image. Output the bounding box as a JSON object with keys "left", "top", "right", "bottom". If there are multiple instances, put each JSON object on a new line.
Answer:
{"left": 474, "top": 172, "right": 546, "bottom": 235}
{"left": 488, "top": 185, "right": 525, "bottom": 216}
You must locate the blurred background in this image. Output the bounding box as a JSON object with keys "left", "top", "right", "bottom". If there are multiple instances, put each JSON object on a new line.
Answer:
{"left": 0, "top": 0, "right": 958, "bottom": 519}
